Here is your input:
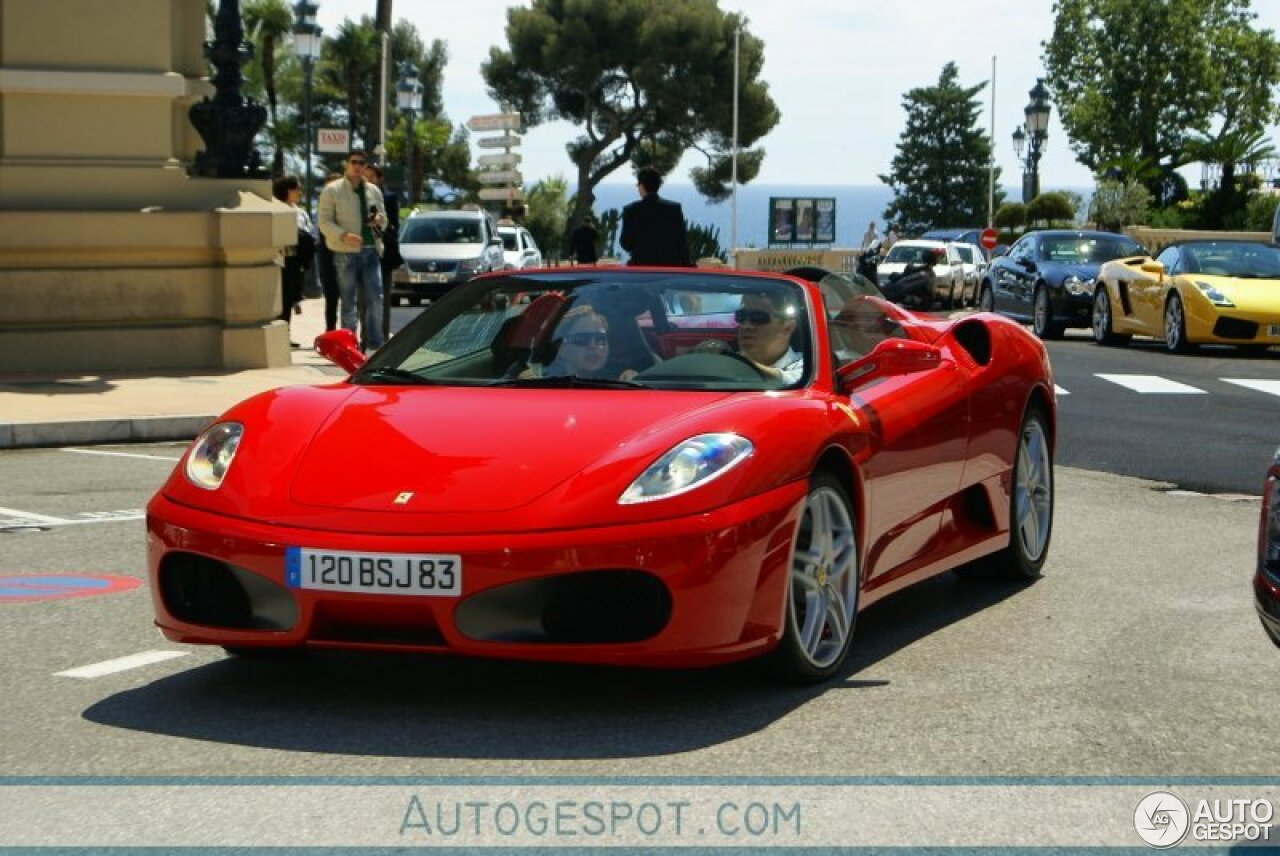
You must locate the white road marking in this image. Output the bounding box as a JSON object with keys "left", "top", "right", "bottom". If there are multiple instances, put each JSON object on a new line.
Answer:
{"left": 1096, "top": 374, "right": 1206, "bottom": 394}
{"left": 54, "top": 650, "right": 189, "bottom": 679}
{"left": 1055, "top": 384, "right": 1070, "bottom": 396}
{"left": 1222, "top": 378, "right": 1280, "bottom": 397}
{"left": 61, "top": 448, "right": 182, "bottom": 461}
{"left": 0, "top": 506, "right": 68, "bottom": 525}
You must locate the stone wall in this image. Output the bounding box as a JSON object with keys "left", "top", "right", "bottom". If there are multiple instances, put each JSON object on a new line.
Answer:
{"left": 0, "top": 0, "right": 294, "bottom": 372}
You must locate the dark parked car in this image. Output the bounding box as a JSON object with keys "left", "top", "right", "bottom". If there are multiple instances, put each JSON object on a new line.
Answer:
{"left": 978, "top": 230, "right": 1145, "bottom": 339}
{"left": 1257, "top": 447, "right": 1280, "bottom": 647}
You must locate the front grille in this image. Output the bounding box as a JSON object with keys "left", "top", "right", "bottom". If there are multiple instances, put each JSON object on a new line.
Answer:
{"left": 159, "top": 552, "right": 296, "bottom": 630}
{"left": 1213, "top": 316, "right": 1259, "bottom": 340}
{"left": 455, "top": 570, "right": 672, "bottom": 644}
{"left": 406, "top": 259, "right": 459, "bottom": 274}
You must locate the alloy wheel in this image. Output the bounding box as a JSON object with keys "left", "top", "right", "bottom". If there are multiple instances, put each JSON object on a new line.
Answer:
{"left": 1013, "top": 417, "right": 1052, "bottom": 563}
{"left": 788, "top": 484, "right": 859, "bottom": 670}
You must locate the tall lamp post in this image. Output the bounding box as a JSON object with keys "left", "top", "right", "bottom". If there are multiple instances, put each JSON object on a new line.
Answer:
{"left": 729, "top": 19, "right": 742, "bottom": 269}
{"left": 396, "top": 62, "right": 423, "bottom": 204}
{"left": 292, "top": 0, "right": 323, "bottom": 208}
{"left": 1011, "top": 78, "right": 1051, "bottom": 203}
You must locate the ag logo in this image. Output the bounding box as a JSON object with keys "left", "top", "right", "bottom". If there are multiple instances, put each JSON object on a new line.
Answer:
{"left": 1134, "top": 791, "right": 1190, "bottom": 848}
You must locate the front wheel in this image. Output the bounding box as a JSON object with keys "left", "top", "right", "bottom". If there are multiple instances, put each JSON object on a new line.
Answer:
{"left": 1163, "top": 292, "right": 1194, "bottom": 354}
{"left": 768, "top": 472, "right": 859, "bottom": 684}
{"left": 990, "top": 406, "right": 1054, "bottom": 579}
{"left": 1032, "top": 286, "right": 1064, "bottom": 340}
{"left": 978, "top": 284, "right": 995, "bottom": 312}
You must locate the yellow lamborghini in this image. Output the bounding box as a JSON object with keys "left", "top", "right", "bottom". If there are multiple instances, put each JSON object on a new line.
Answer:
{"left": 1092, "top": 240, "right": 1280, "bottom": 353}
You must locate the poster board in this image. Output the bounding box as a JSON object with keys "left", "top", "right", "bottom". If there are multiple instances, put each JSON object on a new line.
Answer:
{"left": 769, "top": 196, "right": 836, "bottom": 246}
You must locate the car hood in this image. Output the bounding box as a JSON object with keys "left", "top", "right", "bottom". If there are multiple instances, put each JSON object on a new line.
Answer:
{"left": 289, "top": 387, "right": 734, "bottom": 514}
{"left": 1041, "top": 261, "right": 1101, "bottom": 281}
{"left": 400, "top": 243, "right": 486, "bottom": 262}
{"left": 1185, "top": 275, "right": 1280, "bottom": 311}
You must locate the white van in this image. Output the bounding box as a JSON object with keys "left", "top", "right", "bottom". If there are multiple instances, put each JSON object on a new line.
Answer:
{"left": 390, "top": 209, "right": 505, "bottom": 305}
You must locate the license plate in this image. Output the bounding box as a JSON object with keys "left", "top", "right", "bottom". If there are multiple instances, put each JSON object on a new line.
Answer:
{"left": 1270, "top": 324, "right": 1280, "bottom": 338}
{"left": 286, "top": 547, "right": 461, "bottom": 596}
{"left": 410, "top": 272, "right": 450, "bottom": 284}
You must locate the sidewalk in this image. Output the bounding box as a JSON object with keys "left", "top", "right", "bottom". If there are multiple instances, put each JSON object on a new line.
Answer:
{"left": 0, "top": 298, "right": 346, "bottom": 450}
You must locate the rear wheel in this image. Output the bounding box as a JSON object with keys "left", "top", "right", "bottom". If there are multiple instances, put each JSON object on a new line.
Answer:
{"left": 1163, "top": 292, "right": 1194, "bottom": 354}
{"left": 989, "top": 406, "right": 1054, "bottom": 580}
{"left": 1091, "top": 288, "right": 1130, "bottom": 346}
{"left": 768, "top": 472, "right": 859, "bottom": 684}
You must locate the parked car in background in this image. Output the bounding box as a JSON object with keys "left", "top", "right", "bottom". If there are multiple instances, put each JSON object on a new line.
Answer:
{"left": 1256, "top": 446, "right": 1280, "bottom": 647}
{"left": 979, "top": 230, "right": 1145, "bottom": 339}
{"left": 876, "top": 239, "right": 967, "bottom": 309}
{"left": 390, "top": 208, "right": 504, "bottom": 306}
{"left": 951, "top": 242, "right": 987, "bottom": 307}
{"left": 1092, "top": 240, "right": 1280, "bottom": 353}
{"left": 497, "top": 222, "right": 543, "bottom": 270}
{"left": 921, "top": 227, "right": 985, "bottom": 249}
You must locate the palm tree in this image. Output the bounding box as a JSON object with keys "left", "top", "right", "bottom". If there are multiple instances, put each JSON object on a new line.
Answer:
{"left": 243, "top": 0, "right": 294, "bottom": 176}
{"left": 1186, "top": 128, "right": 1277, "bottom": 197}
{"left": 319, "top": 18, "right": 380, "bottom": 147}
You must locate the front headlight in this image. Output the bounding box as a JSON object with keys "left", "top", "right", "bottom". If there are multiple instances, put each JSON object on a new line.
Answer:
{"left": 185, "top": 422, "right": 243, "bottom": 490}
{"left": 619, "top": 433, "right": 753, "bottom": 504}
{"left": 1063, "top": 275, "right": 1095, "bottom": 296}
{"left": 457, "top": 256, "right": 486, "bottom": 276}
{"left": 1194, "top": 280, "right": 1235, "bottom": 307}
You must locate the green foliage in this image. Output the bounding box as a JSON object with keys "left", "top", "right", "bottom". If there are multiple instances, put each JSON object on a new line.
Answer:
{"left": 1089, "top": 178, "right": 1153, "bottom": 231}
{"left": 880, "top": 63, "right": 1004, "bottom": 234}
{"left": 522, "top": 177, "right": 571, "bottom": 263}
{"left": 1027, "top": 192, "right": 1078, "bottom": 226}
{"left": 1145, "top": 205, "right": 1188, "bottom": 229}
{"left": 995, "top": 202, "right": 1028, "bottom": 229}
{"left": 1244, "top": 193, "right": 1280, "bottom": 232}
{"left": 687, "top": 223, "right": 727, "bottom": 263}
{"left": 1043, "top": 0, "right": 1280, "bottom": 198}
{"left": 482, "top": 0, "right": 781, "bottom": 227}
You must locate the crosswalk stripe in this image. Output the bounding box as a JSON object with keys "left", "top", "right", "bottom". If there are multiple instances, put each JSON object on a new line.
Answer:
{"left": 1222, "top": 378, "right": 1280, "bottom": 398}
{"left": 54, "top": 650, "right": 188, "bottom": 679}
{"left": 1096, "top": 374, "right": 1207, "bottom": 394}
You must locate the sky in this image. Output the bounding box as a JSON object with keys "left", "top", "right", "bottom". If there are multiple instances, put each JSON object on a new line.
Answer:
{"left": 315, "top": 0, "right": 1280, "bottom": 190}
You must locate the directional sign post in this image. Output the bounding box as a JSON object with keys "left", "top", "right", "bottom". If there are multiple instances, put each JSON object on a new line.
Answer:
{"left": 478, "top": 188, "right": 524, "bottom": 202}
{"left": 477, "top": 134, "right": 522, "bottom": 149}
{"left": 467, "top": 112, "right": 521, "bottom": 133}
{"left": 478, "top": 170, "right": 523, "bottom": 185}
{"left": 478, "top": 152, "right": 522, "bottom": 168}
{"left": 469, "top": 111, "right": 525, "bottom": 214}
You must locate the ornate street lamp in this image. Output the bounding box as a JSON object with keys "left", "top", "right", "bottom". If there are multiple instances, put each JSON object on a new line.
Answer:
{"left": 292, "top": 0, "right": 323, "bottom": 208}
{"left": 396, "top": 62, "right": 423, "bottom": 203}
{"left": 188, "top": 0, "right": 268, "bottom": 178}
{"left": 1011, "top": 78, "right": 1051, "bottom": 202}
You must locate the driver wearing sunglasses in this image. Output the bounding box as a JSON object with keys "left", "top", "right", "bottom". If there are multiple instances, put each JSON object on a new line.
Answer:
{"left": 734, "top": 292, "right": 803, "bottom": 383}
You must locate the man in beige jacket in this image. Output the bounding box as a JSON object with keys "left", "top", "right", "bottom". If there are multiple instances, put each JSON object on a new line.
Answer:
{"left": 317, "top": 150, "right": 388, "bottom": 350}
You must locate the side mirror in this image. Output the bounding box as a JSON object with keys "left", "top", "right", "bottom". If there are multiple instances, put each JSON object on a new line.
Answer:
{"left": 490, "top": 237, "right": 504, "bottom": 247}
{"left": 1016, "top": 256, "right": 1036, "bottom": 271}
{"left": 837, "top": 338, "right": 943, "bottom": 390}
{"left": 314, "top": 329, "right": 366, "bottom": 374}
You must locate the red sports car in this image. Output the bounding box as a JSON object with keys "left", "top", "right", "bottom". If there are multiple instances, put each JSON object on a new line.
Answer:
{"left": 148, "top": 266, "right": 1056, "bottom": 683}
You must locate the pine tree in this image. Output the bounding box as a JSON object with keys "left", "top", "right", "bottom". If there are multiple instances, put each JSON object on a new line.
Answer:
{"left": 880, "top": 63, "right": 1002, "bottom": 235}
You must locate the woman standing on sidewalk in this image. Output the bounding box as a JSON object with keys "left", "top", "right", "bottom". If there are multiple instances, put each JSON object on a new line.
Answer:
{"left": 272, "top": 176, "right": 315, "bottom": 348}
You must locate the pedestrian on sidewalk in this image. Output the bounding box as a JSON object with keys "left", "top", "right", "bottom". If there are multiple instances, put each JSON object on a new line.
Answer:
{"left": 317, "top": 150, "right": 388, "bottom": 351}
{"left": 861, "top": 220, "right": 878, "bottom": 250}
{"left": 620, "top": 166, "right": 691, "bottom": 267}
{"left": 272, "top": 175, "right": 315, "bottom": 348}
{"left": 366, "top": 164, "right": 402, "bottom": 342}
{"left": 570, "top": 213, "right": 600, "bottom": 265}
{"left": 316, "top": 172, "right": 342, "bottom": 332}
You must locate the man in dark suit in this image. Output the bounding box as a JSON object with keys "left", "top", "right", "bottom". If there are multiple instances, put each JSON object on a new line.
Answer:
{"left": 620, "top": 166, "right": 692, "bottom": 267}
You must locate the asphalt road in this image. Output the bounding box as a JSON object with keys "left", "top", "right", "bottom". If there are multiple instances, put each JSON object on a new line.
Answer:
{"left": 1046, "top": 330, "right": 1280, "bottom": 494}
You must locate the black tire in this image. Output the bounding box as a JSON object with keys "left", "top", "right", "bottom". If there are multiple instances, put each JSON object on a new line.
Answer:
{"left": 1091, "top": 288, "right": 1130, "bottom": 347}
{"left": 767, "top": 472, "right": 860, "bottom": 684}
{"left": 1032, "top": 286, "right": 1064, "bottom": 340}
{"left": 978, "top": 284, "right": 995, "bottom": 312}
{"left": 1163, "top": 292, "right": 1194, "bottom": 354}
{"left": 388, "top": 294, "right": 402, "bottom": 307}
{"left": 988, "top": 405, "right": 1054, "bottom": 580}
{"left": 409, "top": 296, "right": 423, "bottom": 307}
{"left": 1239, "top": 344, "right": 1271, "bottom": 356}
{"left": 946, "top": 279, "right": 956, "bottom": 310}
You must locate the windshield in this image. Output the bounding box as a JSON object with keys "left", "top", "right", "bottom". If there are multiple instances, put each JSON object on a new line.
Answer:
{"left": 1182, "top": 242, "right": 1280, "bottom": 277}
{"left": 884, "top": 244, "right": 943, "bottom": 265}
{"left": 355, "top": 271, "right": 814, "bottom": 391}
{"left": 1038, "top": 235, "right": 1143, "bottom": 264}
{"left": 402, "top": 218, "right": 483, "bottom": 244}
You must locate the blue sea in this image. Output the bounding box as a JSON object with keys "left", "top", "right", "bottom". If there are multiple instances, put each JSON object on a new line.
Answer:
{"left": 588, "top": 183, "right": 1079, "bottom": 250}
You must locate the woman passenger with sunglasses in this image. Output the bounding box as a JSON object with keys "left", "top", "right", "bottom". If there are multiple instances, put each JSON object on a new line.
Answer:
{"left": 520, "top": 305, "right": 618, "bottom": 380}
